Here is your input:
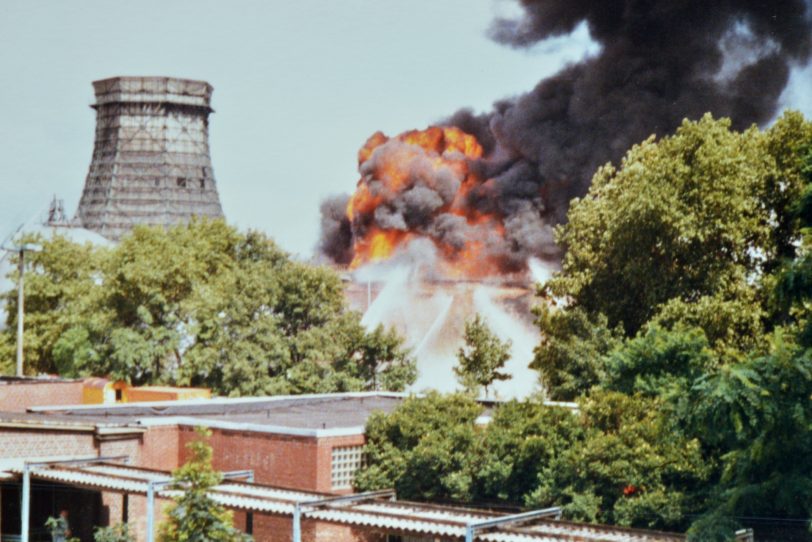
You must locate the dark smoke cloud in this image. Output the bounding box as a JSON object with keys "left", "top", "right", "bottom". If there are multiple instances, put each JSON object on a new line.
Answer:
{"left": 479, "top": 0, "right": 812, "bottom": 222}
{"left": 320, "top": 0, "right": 812, "bottom": 268}
{"left": 319, "top": 194, "right": 353, "bottom": 263}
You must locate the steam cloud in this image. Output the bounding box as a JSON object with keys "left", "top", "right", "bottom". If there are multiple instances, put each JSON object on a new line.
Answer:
{"left": 320, "top": 0, "right": 812, "bottom": 269}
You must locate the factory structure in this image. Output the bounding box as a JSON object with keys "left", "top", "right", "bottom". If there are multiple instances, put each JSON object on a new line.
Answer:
{"left": 15, "top": 76, "right": 225, "bottom": 244}
{"left": 0, "top": 381, "right": 716, "bottom": 542}
{"left": 73, "top": 76, "right": 225, "bottom": 240}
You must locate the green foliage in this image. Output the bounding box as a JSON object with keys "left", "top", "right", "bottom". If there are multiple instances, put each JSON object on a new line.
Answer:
{"left": 454, "top": 314, "right": 511, "bottom": 397}
{"left": 532, "top": 304, "right": 620, "bottom": 400}
{"left": 549, "top": 114, "right": 773, "bottom": 337}
{"left": 45, "top": 515, "right": 78, "bottom": 542}
{"left": 527, "top": 390, "right": 709, "bottom": 530}
{"left": 354, "top": 392, "right": 482, "bottom": 501}
{"left": 0, "top": 333, "right": 13, "bottom": 374}
{"left": 603, "top": 325, "right": 717, "bottom": 398}
{"left": 3, "top": 235, "right": 108, "bottom": 375}
{"left": 530, "top": 111, "right": 812, "bottom": 535}
{"left": 472, "top": 400, "right": 583, "bottom": 504}
{"left": 679, "top": 333, "right": 812, "bottom": 528}
{"left": 0, "top": 220, "right": 416, "bottom": 395}
{"left": 160, "top": 427, "right": 250, "bottom": 542}
{"left": 356, "top": 391, "right": 707, "bottom": 531}
{"left": 93, "top": 524, "right": 133, "bottom": 542}
{"left": 760, "top": 111, "right": 812, "bottom": 263}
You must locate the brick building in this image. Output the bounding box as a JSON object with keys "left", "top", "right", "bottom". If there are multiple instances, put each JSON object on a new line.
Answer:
{"left": 0, "top": 393, "right": 405, "bottom": 540}
{"left": 0, "top": 392, "right": 708, "bottom": 541}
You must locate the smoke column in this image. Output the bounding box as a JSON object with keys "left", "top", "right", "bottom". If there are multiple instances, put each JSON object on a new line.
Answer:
{"left": 321, "top": 0, "right": 812, "bottom": 269}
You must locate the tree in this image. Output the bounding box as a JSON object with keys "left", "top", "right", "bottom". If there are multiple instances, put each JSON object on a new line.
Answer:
{"left": 0, "top": 220, "right": 417, "bottom": 396}
{"left": 680, "top": 141, "right": 812, "bottom": 539}
{"left": 527, "top": 390, "right": 710, "bottom": 531}
{"left": 681, "top": 333, "right": 812, "bottom": 540}
{"left": 472, "top": 399, "right": 583, "bottom": 504}
{"left": 548, "top": 114, "right": 772, "bottom": 338}
{"left": 160, "top": 427, "right": 249, "bottom": 542}
{"left": 355, "top": 390, "right": 707, "bottom": 532}
{"left": 454, "top": 314, "right": 511, "bottom": 397}
{"left": 535, "top": 112, "right": 812, "bottom": 399}
{"left": 532, "top": 304, "right": 620, "bottom": 400}
{"left": 93, "top": 524, "right": 133, "bottom": 542}
{"left": 354, "top": 392, "right": 482, "bottom": 501}
{"left": 602, "top": 325, "right": 717, "bottom": 398}
{"left": 1, "top": 235, "right": 108, "bottom": 375}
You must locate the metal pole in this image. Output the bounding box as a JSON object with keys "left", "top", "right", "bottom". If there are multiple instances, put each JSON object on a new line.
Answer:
{"left": 292, "top": 502, "right": 302, "bottom": 542}
{"left": 464, "top": 507, "right": 562, "bottom": 541}
{"left": 21, "top": 464, "right": 30, "bottom": 542}
{"left": 16, "top": 249, "right": 24, "bottom": 377}
{"left": 146, "top": 482, "right": 155, "bottom": 542}
{"left": 291, "top": 489, "right": 394, "bottom": 542}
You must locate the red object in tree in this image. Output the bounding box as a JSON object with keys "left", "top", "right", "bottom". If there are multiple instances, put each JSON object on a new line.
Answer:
{"left": 623, "top": 484, "right": 637, "bottom": 496}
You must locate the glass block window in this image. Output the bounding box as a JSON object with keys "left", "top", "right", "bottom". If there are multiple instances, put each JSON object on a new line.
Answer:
{"left": 331, "top": 445, "right": 364, "bottom": 490}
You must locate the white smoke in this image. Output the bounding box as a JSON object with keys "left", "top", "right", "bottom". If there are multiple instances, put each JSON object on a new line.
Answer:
{"left": 351, "top": 240, "right": 543, "bottom": 399}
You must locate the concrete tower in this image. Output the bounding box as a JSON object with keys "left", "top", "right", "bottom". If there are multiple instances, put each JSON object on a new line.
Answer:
{"left": 75, "top": 76, "right": 224, "bottom": 240}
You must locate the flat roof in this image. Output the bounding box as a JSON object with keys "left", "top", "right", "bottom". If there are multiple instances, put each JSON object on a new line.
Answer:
{"left": 0, "top": 376, "right": 80, "bottom": 386}
{"left": 26, "top": 392, "right": 412, "bottom": 438}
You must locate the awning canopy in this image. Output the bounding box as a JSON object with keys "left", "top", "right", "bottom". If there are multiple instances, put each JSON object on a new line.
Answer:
{"left": 5, "top": 462, "right": 685, "bottom": 542}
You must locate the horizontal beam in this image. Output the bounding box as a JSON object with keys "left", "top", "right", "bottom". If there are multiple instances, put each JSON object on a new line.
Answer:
{"left": 465, "top": 507, "right": 562, "bottom": 542}
{"left": 25, "top": 455, "right": 130, "bottom": 468}
{"left": 222, "top": 470, "right": 254, "bottom": 482}
{"left": 300, "top": 488, "right": 396, "bottom": 511}
{"left": 294, "top": 489, "right": 396, "bottom": 542}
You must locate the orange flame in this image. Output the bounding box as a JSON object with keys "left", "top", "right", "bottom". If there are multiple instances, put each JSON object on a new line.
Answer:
{"left": 346, "top": 126, "right": 506, "bottom": 278}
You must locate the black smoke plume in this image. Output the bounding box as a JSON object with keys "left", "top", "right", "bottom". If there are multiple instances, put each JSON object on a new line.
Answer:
{"left": 320, "top": 0, "right": 812, "bottom": 268}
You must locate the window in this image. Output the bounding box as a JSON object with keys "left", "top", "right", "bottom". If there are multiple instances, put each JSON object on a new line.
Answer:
{"left": 176, "top": 177, "right": 187, "bottom": 188}
{"left": 331, "top": 446, "right": 364, "bottom": 490}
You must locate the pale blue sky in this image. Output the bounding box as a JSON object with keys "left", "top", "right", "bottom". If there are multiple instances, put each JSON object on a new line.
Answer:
{"left": 0, "top": 1, "right": 809, "bottom": 256}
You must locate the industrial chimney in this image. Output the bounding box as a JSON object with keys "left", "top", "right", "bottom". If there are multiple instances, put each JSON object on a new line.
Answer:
{"left": 75, "top": 76, "right": 225, "bottom": 240}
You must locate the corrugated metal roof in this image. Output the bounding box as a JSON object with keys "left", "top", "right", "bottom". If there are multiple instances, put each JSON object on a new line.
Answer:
{"left": 8, "top": 463, "right": 684, "bottom": 541}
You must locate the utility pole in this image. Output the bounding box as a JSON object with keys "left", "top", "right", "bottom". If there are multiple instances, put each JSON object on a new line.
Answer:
{"left": 2, "top": 243, "right": 42, "bottom": 377}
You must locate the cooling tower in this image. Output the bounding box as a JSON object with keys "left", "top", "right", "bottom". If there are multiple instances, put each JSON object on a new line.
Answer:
{"left": 75, "top": 76, "right": 224, "bottom": 240}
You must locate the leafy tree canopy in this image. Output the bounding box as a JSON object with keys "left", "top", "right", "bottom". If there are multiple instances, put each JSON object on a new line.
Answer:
{"left": 160, "top": 427, "right": 249, "bottom": 542}
{"left": 454, "top": 314, "right": 512, "bottom": 397}
{"left": 355, "top": 391, "right": 707, "bottom": 532}
{"left": 537, "top": 111, "right": 812, "bottom": 399}
{"left": 1, "top": 220, "right": 416, "bottom": 396}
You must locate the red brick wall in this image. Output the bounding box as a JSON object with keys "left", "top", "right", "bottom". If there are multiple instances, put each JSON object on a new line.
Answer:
{"left": 247, "top": 513, "right": 386, "bottom": 542}
{"left": 140, "top": 425, "right": 182, "bottom": 470}
{"left": 177, "top": 426, "right": 367, "bottom": 494}
{"left": 179, "top": 426, "right": 323, "bottom": 492}
{"left": 0, "top": 381, "right": 84, "bottom": 412}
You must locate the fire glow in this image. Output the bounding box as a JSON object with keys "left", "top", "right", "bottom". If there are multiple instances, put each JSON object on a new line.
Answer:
{"left": 346, "top": 126, "right": 507, "bottom": 279}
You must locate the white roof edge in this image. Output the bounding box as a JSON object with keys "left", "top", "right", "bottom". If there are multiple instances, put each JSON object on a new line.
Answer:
{"left": 29, "top": 391, "right": 412, "bottom": 413}
{"left": 138, "top": 416, "right": 367, "bottom": 438}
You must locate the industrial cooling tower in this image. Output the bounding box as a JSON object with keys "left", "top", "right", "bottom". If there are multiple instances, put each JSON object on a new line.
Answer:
{"left": 75, "top": 76, "right": 224, "bottom": 240}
